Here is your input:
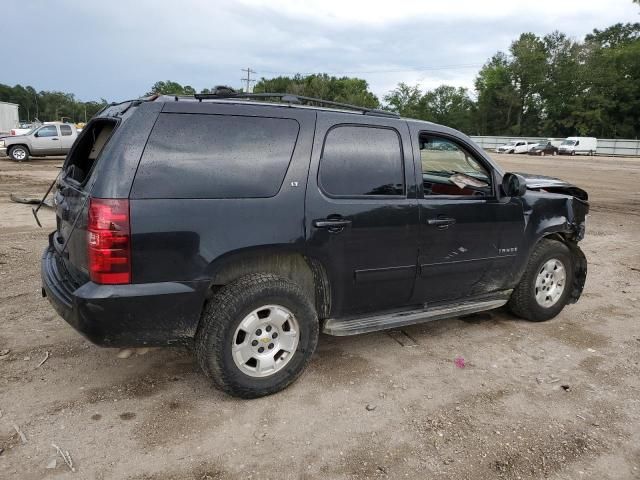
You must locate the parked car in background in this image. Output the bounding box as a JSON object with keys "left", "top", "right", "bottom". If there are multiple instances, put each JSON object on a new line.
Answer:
{"left": 41, "top": 92, "right": 589, "bottom": 398}
{"left": 495, "top": 140, "right": 537, "bottom": 154}
{"left": 558, "top": 137, "right": 597, "bottom": 156}
{"left": 0, "top": 122, "right": 78, "bottom": 161}
{"left": 528, "top": 140, "right": 560, "bottom": 156}
{"left": 10, "top": 122, "right": 38, "bottom": 136}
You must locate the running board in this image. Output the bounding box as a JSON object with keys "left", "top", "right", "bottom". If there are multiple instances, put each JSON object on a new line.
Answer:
{"left": 322, "top": 291, "right": 512, "bottom": 336}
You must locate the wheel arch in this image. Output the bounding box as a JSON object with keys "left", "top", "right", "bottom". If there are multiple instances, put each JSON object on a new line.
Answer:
{"left": 526, "top": 232, "right": 587, "bottom": 304}
{"left": 8, "top": 143, "right": 30, "bottom": 154}
{"left": 204, "top": 247, "right": 332, "bottom": 320}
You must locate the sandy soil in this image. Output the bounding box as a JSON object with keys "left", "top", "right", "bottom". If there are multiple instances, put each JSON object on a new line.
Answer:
{"left": 0, "top": 153, "right": 639, "bottom": 480}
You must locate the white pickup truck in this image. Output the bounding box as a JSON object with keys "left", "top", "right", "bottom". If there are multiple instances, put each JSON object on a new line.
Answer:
{"left": 10, "top": 122, "right": 38, "bottom": 136}
{"left": 0, "top": 122, "right": 78, "bottom": 161}
{"left": 495, "top": 140, "right": 537, "bottom": 154}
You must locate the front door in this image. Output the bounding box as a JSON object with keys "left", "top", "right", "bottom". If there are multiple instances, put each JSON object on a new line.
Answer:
{"left": 305, "top": 113, "right": 419, "bottom": 317}
{"left": 410, "top": 130, "right": 525, "bottom": 304}
{"left": 31, "top": 125, "right": 60, "bottom": 154}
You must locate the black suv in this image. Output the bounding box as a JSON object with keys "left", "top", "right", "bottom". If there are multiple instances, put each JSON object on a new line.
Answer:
{"left": 42, "top": 93, "right": 589, "bottom": 398}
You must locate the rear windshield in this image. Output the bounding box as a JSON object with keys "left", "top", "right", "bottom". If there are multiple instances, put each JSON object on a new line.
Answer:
{"left": 63, "top": 119, "right": 116, "bottom": 184}
{"left": 131, "top": 113, "right": 300, "bottom": 199}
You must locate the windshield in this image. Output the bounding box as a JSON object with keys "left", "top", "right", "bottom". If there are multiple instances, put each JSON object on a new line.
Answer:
{"left": 561, "top": 140, "right": 576, "bottom": 146}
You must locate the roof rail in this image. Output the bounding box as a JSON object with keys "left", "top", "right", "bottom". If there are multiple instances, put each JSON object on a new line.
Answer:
{"left": 192, "top": 92, "right": 400, "bottom": 118}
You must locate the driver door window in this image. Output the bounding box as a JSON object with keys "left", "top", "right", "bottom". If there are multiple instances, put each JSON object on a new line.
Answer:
{"left": 37, "top": 125, "right": 58, "bottom": 137}
{"left": 420, "top": 136, "right": 491, "bottom": 197}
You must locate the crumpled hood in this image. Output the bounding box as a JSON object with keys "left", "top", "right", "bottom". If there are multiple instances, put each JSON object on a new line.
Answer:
{"left": 516, "top": 172, "right": 589, "bottom": 201}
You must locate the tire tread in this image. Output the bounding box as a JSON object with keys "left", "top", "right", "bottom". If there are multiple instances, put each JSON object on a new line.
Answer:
{"left": 195, "top": 273, "right": 318, "bottom": 398}
{"left": 508, "top": 239, "right": 573, "bottom": 322}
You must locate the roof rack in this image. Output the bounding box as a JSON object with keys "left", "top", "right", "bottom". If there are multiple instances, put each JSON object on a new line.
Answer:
{"left": 192, "top": 92, "right": 400, "bottom": 118}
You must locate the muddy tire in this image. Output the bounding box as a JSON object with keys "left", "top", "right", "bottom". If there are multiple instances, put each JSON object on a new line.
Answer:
{"left": 8, "top": 145, "right": 29, "bottom": 162}
{"left": 508, "top": 239, "right": 574, "bottom": 322}
{"left": 195, "top": 273, "right": 318, "bottom": 398}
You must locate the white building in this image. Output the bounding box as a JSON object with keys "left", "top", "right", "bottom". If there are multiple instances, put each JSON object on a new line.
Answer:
{"left": 0, "top": 101, "right": 20, "bottom": 134}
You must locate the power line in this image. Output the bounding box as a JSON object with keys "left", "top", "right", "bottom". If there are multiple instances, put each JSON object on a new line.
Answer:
{"left": 256, "top": 63, "right": 485, "bottom": 77}
{"left": 241, "top": 67, "right": 257, "bottom": 92}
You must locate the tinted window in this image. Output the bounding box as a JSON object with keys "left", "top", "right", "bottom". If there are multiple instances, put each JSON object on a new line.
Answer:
{"left": 60, "top": 124, "right": 73, "bottom": 136}
{"left": 132, "top": 113, "right": 299, "bottom": 199}
{"left": 319, "top": 126, "right": 404, "bottom": 197}
{"left": 37, "top": 125, "right": 58, "bottom": 137}
{"left": 420, "top": 136, "right": 491, "bottom": 197}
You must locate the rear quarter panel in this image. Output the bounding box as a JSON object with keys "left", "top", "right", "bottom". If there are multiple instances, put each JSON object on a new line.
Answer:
{"left": 129, "top": 103, "right": 317, "bottom": 284}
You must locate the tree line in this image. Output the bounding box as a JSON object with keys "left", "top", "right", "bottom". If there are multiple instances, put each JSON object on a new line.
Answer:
{"left": 0, "top": 84, "right": 107, "bottom": 124}
{"left": 257, "top": 23, "right": 640, "bottom": 139}
{"left": 0, "top": 22, "right": 637, "bottom": 138}
{"left": 380, "top": 22, "right": 639, "bottom": 139}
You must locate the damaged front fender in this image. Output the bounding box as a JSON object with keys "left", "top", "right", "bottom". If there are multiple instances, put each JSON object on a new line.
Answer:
{"left": 566, "top": 241, "right": 587, "bottom": 304}
{"left": 515, "top": 173, "right": 590, "bottom": 303}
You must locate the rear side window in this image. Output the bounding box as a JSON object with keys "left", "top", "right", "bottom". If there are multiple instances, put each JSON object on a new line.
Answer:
{"left": 60, "top": 124, "right": 73, "bottom": 136}
{"left": 132, "top": 113, "right": 300, "bottom": 199}
{"left": 319, "top": 125, "right": 404, "bottom": 197}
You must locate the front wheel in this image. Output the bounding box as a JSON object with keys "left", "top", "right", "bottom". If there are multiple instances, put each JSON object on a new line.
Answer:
{"left": 552, "top": 150, "right": 557, "bottom": 156}
{"left": 195, "top": 273, "right": 319, "bottom": 398}
{"left": 540, "top": 151, "right": 545, "bottom": 157}
{"left": 508, "top": 239, "right": 574, "bottom": 322}
{"left": 8, "top": 145, "right": 29, "bottom": 162}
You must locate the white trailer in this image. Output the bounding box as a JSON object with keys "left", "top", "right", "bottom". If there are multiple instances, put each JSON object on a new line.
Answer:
{"left": 558, "top": 137, "right": 598, "bottom": 156}
{"left": 0, "top": 101, "right": 19, "bottom": 134}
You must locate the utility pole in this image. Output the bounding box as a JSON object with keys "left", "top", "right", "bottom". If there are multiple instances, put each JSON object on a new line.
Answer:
{"left": 241, "top": 67, "right": 256, "bottom": 93}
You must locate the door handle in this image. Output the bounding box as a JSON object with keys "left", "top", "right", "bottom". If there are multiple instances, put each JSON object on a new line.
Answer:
{"left": 51, "top": 138, "right": 59, "bottom": 141}
{"left": 427, "top": 217, "right": 456, "bottom": 229}
{"left": 313, "top": 218, "right": 352, "bottom": 232}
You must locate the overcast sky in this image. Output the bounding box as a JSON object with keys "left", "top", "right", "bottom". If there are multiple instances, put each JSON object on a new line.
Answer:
{"left": 4, "top": 0, "right": 638, "bottom": 101}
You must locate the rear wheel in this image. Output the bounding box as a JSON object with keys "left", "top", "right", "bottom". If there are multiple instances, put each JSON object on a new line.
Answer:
{"left": 195, "top": 273, "right": 318, "bottom": 398}
{"left": 508, "top": 239, "right": 574, "bottom": 322}
{"left": 571, "top": 150, "right": 576, "bottom": 156}
{"left": 552, "top": 150, "right": 557, "bottom": 156}
{"left": 8, "top": 145, "right": 29, "bottom": 162}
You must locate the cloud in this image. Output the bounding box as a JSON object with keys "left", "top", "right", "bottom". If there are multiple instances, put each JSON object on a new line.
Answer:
{"left": 2, "top": 0, "right": 637, "bottom": 101}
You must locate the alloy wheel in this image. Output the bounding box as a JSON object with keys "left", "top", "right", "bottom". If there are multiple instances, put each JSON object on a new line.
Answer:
{"left": 231, "top": 305, "right": 300, "bottom": 377}
{"left": 534, "top": 258, "right": 566, "bottom": 308}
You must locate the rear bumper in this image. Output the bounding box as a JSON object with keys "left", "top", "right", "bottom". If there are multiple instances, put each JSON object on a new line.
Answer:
{"left": 0, "top": 147, "right": 6, "bottom": 156}
{"left": 41, "top": 245, "right": 207, "bottom": 347}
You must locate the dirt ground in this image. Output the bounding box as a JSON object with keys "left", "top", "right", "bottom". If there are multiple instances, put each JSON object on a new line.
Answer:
{"left": 0, "top": 153, "right": 639, "bottom": 480}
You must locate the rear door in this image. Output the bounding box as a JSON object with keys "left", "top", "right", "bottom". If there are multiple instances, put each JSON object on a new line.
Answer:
{"left": 31, "top": 125, "right": 60, "bottom": 154}
{"left": 305, "top": 113, "right": 419, "bottom": 317}
{"left": 410, "top": 127, "right": 525, "bottom": 304}
{"left": 58, "top": 124, "right": 76, "bottom": 152}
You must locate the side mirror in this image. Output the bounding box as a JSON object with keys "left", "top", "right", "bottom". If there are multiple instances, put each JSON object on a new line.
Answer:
{"left": 502, "top": 173, "right": 527, "bottom": 197}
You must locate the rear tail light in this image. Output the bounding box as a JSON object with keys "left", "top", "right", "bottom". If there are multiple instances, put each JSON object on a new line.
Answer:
{"left": 87, "top": 198, "right": 131, "bottom": 284}
{"left": 10, "top": 129, "right": 15, "bottom": 135}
